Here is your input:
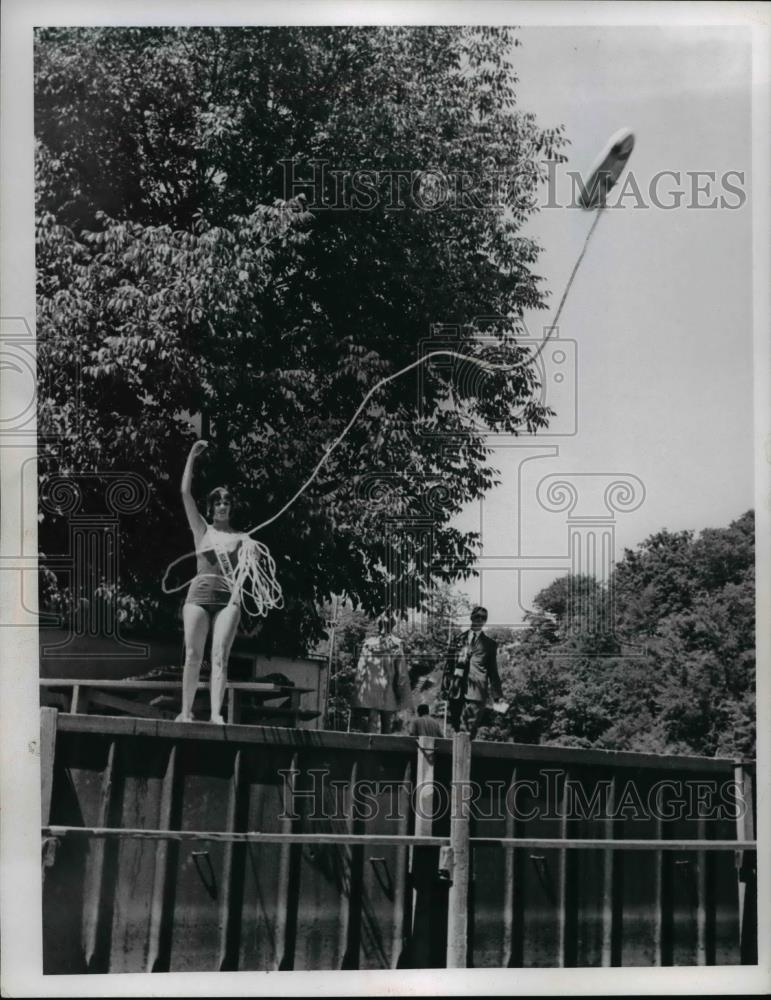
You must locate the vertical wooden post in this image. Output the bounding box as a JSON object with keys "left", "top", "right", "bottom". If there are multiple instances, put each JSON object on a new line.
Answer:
{"left": 275, "top": 752, "right": 298, "bottom": 970}
{"left": 695, "top": 816, "right": 708, "bottom": 966}
{"left": 338, "top": 760, "right": 357, "bottom": 968}
{"left": 446, "top": 731, "right": 471, "bottom": 969}
{"left": 39, "top": 707, "right": 58, "bottom": 827}
{"left": 409, "top": 736, "right": 437, "bottom": 967}
{"left": 146, "top": 743, "right": 177, "bottom": 972}
{"left": 414, "top": 737, "right": 436, "bottom": 840}
{"left": 82, "top": 740, "right": 117, "bottom": 970}
{"left": 558, "top": 769, "right": 570, "bottom": 968}
{"left": 324, "top": 595, "right": 338, "bottom": 728}
{"left": 40, "top": 707, "right": 59, "bottom": 886}
{"left": 217, "top": 749, "right": 241, "bottom": 969}
{"left": 390, "top": 759, "right": 412, "bottom": 968}
{"left": 734, "top": 761, "right": 756, "bottom": 963}
{"left": 501, "top": 766, "right": 517, "bottom": 968}
{"left": 653, "top": 813, "right": 665, "bottom": 966}
{"left": 78, "top": 686, "right": 91, "bottom": 715}
{"left": 600, "top": 775, "right": 617, "bottom": 967}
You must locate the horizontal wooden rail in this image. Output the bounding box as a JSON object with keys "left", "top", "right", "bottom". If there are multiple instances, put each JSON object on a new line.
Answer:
{"left": 469, "top": 738, "right": 753, "bottom": 775}
{"left": 54, "top": 712, "right": 422, "bottom": 751}
{"left": 42, "top": 825, "right": 755, "bottom": 852}
{"left": 48, "top": 713, "right": 759, "bottom": 771}
{"left": 41, "top": 679, "right": 318, "bottom": 726}
{"left": 40, "top": 679, "right": 313, "bottom": 693}
{"left": 471, "top": 837, "right": 756, "bottom": 851}
{"left": 43, "top": 826, "right": 449, "bottom": 847}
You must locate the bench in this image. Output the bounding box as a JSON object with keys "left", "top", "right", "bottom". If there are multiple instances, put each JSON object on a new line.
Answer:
{"left": 39, "top": 678, "right": 319, "bottom": 726}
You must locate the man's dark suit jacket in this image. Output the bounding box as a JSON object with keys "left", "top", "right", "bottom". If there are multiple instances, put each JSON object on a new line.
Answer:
{"left": 443, "top": 629, "right": 502, "bottom": 704}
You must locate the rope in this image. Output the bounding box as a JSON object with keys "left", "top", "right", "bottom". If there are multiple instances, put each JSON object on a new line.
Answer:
{"left": 247, "top": 348, "right": 521, "bottom": 536}
{"left": 246, "top": 208, "right": 605, "bottom": 537}
{"left": 162, "top": 207, "right": 606, "bottom": 616}
{"left": 549, "top": 206, "right": 604, "bottom": 332}
{"left": 229, "top": 538, "right": 284, "bottom": 616}
{"left": 161, "top": 533, "right": 284, "bottom": 617}
{"left": 161, "top": 350, "right": 522, "bottom": 616}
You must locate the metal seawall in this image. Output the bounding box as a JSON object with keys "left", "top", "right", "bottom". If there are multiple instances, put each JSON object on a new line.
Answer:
{"left": 39, "top": 710, "right": 757, "bottom": 972}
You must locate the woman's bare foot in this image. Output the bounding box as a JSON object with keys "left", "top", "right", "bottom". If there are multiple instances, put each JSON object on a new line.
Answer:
{"left": 175, "top": 712, "right": 192, "bottom": 722}
{"left": 209, "top": 714, "right": 225, "bottom": 725}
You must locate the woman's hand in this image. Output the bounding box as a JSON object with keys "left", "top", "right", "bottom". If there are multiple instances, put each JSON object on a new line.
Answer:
{"left": 181, "top": 441, "right": 208, "bottom": 539}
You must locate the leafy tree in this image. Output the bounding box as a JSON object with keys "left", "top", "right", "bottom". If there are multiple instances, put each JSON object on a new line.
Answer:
{"left": 35, "top": 27, "right": 567, "bottom": 650}
{"left": 487, "top": 512, "right": 755, "bottom": 756}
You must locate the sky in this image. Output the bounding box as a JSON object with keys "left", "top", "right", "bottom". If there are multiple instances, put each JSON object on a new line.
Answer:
{"left": 454, "top": 26, "right": 755, "bottom": 625}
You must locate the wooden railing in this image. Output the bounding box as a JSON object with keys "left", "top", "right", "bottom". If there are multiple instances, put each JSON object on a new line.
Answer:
{"left": 39, "top": 677, "right": 318, "bottom": 724}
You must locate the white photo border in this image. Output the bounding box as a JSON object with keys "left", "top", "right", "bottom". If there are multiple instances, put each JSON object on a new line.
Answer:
{"left": 1, "top": 1, "right": 769, "bottom": 996}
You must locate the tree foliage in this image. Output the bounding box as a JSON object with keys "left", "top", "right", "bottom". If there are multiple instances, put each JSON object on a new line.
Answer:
{"left": 35, "top": 27, "right": 567, "bottom": 650}
{"left": 483, "top": 512, "right": 755, "bottom": 757}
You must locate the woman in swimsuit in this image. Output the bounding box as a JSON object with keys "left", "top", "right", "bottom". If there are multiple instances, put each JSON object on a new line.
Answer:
{"left": 177, "top": 439, "right": 243, "bottom": 723}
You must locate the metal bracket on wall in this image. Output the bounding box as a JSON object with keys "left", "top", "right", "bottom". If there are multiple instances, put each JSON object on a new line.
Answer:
{"left": 369, "top": 856, "right": 395, "bottom": 900}
{"left": 42, "top": 836, "right": 59, "bottom": 870}
{"left": 437, "top": 845, "right": 454, "bottom": 884}
{"left": 192, "top": 849, "right": 218, "bottom": 899}
{"left": 530, "top": 854, "right": 557, "bottom": 904}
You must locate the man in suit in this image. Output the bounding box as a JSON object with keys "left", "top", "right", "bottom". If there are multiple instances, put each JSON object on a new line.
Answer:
{"left": 442, "top": 606, "right": 503, "bottom": 740}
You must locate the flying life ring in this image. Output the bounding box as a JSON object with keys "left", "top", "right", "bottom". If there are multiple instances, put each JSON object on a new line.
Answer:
{"left": 578, "top": 127, "right": 635, "bottom": 209}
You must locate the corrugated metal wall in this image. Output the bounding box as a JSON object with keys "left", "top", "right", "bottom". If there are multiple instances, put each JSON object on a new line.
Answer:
{"left": 465, "top": 744, "right": 748, "bottom": 967}
{"left": 41, "top": 713, "right": 755, "bottom": 973}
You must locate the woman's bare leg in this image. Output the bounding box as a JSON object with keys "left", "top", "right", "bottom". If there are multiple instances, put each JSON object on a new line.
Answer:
{"left": 178, "top": 604, "right": 210, "bottom": 721}
{"left": 210, "top": 603, "right": 240, "bottom": 723}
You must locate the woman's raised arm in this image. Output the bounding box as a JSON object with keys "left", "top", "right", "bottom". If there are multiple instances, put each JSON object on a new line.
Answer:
{"left": 182, "top": 440, "right": 208, "bottom": 544}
